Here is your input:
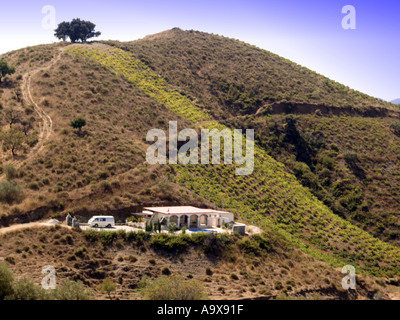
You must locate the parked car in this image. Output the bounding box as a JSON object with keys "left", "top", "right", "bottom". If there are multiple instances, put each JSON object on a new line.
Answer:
{"left": 88, "top": 216, "right": 115, "bottom": 228}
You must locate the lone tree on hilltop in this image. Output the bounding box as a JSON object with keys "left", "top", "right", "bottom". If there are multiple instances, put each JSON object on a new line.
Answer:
{"left": 54, "top": 21, "right": 70, "bottom": 42}
{"left": 54, "top": 18, "right": 101, "bottom": 43}
{"left": 70, "top": 117, "right": 86, "bottom": 132}
{"left": 0, "top": 61, "right": 15, "bottom": 83}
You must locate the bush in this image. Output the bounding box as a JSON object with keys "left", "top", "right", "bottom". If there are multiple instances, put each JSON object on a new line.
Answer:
{"left": 0, "top": 180, "right": 22, "bottom": 204}
{"left": 203, "top": 233, "right": 232, "bottom": 255}
{"left": 149, "top": 259, "right": 156, "bottom": 265}
{"left": 84, "top": 229, "right": 98, "bottom": 243}
{"left": 161, "top": 267, "right": 171, "bottom": 275}
{"left": 28, "top": 182, "right": 40, "bottom": 190}
{"left": 390, "top": 121, "right": 400, "bottom": 135}
{"left": 168, "top": 222, "right": 177, "bottom": 233}
{"left": 181, "top": 225, "right": 187, "bottom": 234}
{"left": 238, "top": 237, "right": 261, "bottom": 255}
{"left": 275, "top": 281, "right": 283, "bottom": 290}
{"left": 126, "top": 216, "right": 137, "bottom": 223}
{"left": 50, "top": 279, "right": 93, "bottom": 300}
{"left": 343, "top": 151, "right": 358, "bottom": 163}
{"left": 205, "top": 267, "right": 213, "bottom": 276}
{"left": 74, "top": 246, "right": 87, "bottom": 258}
{"left": 190, "top": 232, "right": 207, "bottom": 245}
{"left": 99, "top": 181, "right": 112, "bottom": 193}
{"left": 145, "top": 221, "right": 153, "bottom": 232}
{"left": 252, "top": 234, "right": 272, "bottom": 252}
{"left": 126, "top": 231, "right": 138, "bottom": 241}
{"left": 126, "top": 255, "right": 137, "bottom": 263}
{"left": 3, "top": 164, "right": 17, "bottom": 180}
{"left": 0, "top": 263, "right": 14, "bottom": 300}
{"left": 230, "top": 273, "right": 239, "bottom": 280}
{"left": 99, "top": 278, "right": 116, "bottom": 300}
{"left": 98, "top": 231, "right": 116, "bottom": 245}
{"left": 140, "top": 275, "right": 208, "bottom": 300}
{"left": 11, "top": 277, "right": 45, "bottom": 300}
{"left": 151, "top": 233, "right": 190, "bottom": 252}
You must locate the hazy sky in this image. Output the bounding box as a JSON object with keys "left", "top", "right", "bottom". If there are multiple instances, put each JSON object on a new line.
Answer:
{"left": 0, "top": 0, "right": 399, "bottom": 101}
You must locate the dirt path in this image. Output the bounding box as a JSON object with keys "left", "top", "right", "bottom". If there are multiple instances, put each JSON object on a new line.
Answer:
{"left": 0, "top": 220, "right": 67, "bottom": 235}
{"left": 0, "top": 48, "right": 64, "bottom": 178}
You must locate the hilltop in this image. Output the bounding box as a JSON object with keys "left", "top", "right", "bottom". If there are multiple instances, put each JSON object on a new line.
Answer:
{"left": 0, "top": 28, "right": 399, "bottom": 299}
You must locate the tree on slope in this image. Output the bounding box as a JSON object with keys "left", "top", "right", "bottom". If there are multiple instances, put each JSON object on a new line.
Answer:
{"left": 54, "top": 19, "right": 101, "bottom": 43}
{"left": 0, "top": 61, "right": 15, "bottom": 83}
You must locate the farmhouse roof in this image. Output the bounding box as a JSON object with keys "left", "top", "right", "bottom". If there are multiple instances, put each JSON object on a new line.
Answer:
{"left": 143, "top": 206, "right": 232, "bottom": 215}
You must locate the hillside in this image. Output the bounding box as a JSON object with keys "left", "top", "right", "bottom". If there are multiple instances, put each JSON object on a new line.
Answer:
{"left": 0, "top": 29, "right": 399, "bottom": 299}
{"left": 104, "top": 29, "right": 400, "bottom": 245}
{"left": 0, "top": 225, "right": 392, "bottom": 300}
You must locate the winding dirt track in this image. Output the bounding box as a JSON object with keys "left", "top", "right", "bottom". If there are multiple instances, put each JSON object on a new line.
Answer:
{"left": 0, "top": 48, "right": 64, "bottom": 178}
{"left": 0, "top": 221, "right": 67, "bottom": 235}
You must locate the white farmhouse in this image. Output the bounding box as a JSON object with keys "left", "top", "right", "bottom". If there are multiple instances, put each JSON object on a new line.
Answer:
{"left": 143, "top": 206, "right": 234, "bottom": 229}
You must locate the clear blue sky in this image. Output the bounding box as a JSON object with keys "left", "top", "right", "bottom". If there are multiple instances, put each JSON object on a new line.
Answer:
{"left": 0, "top": 0, "right": 399, "bottom": 101}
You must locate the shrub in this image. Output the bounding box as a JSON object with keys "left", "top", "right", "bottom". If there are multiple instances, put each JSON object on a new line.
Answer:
{"left": 98, "top": 231, "right": 116, "bottom": 245}
{"left": 145, "top": 221, "right": 153, "bottom": 232}
{"left": 161, "top": 267, "right": 171, "bottom": 275}
{"left": 181, "top": 225, "right": 187, "bottom": 234}
{"left": 126, "top": 255, "right": 137, "bottom": 263}
{"left": 50, "top": 279, "right": 93, "bottom": 300}
{"left": 11, "top": 277, "right": 45, "bottom": 300}
{"left": 252, "top": 234, "right": 272, "bottom": 252}
{"left": 74, "top": 246, "right": 87, "bottom": 258}
{"left": 203, "top": 233, "right": 232, "bottom": 255}
{"left": 230, "top": 273, "right": 239, "bottom": 280}
{"left": 99, "top": 181, "right": 112, "bottom": 193}
{"left": 390, "top": 121, "right": 400, "bottom": 135}
{"left": 149, "top": 259, "right": 156, "bottom": 265}
{"left": 0, "top": 263, "right": 14, "bottom": 299}
{"left": 126, "top": 231, "right": 137, "bottom": 241}
{"left": 205, "top": 267, "right": 213, "bottom": 276}
{"left": 63, "top": 234, "right": 73, "bottom": 245}
{"left": 28, "top": 182, "right": 40, "bottom": 190}
{"left": 84, "top": 229, "right": 98, "bottom": 243}
{"left": 39, "top": 233, "right": 46, "bottom": 242}
{"left": 3, "top": 164, "right": 17, "bottom": 180}
{"left": 343, "top": 151, "right": 358, "bottom": 163}
{"left": 168, "top": 222, "right": 177, "bottom": 233}
{"left": 190, "top": 232, "right": 207, "bottom": 245}
{"left": 151, "top": 233, "right": 190, "bottom": 252}
{"left": 238, "top": 237, "right": 261, "bottom": 255}
{"left": 275, "top": 281, "right": 283, "bottom": 290}
{"left": 4, "top": 257, "right": 15, "bottom": 265}
{"left": 117, "top": 229, "right": 126, "bottom": 240}
{"left": 99, "top": 278, "right": 116, "bottom": 300}
{"left": 126, "top": 216, "right": 137, "bottom": 223}
{"left": 140, "top": 275, "right": 208, "bottom": 300}
{"left": 0, "top": 180, "right": 22, "bottom": 204}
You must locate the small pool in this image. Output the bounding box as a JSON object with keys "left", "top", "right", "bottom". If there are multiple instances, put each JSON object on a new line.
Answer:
{"left": 188, "top": 229, "right": 217, "bottom": 233}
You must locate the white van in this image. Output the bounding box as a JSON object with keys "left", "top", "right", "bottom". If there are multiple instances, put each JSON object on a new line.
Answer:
{"left": 88, "top": 216, "right": 115, "bottom": 228}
